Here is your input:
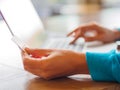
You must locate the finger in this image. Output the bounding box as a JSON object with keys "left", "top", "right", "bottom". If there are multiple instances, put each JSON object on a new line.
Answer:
{"left": 25, "top": 48, "right": 52, "bottom": 54}
{"left": 24, "top": 66, "right": 41, "bottom": 77}
{"left": 84, "top": 35, "right": 100, "bottom": 42}
{"left": 67, "top": 23, "right": 96, "bottom": 37}
{"left": 21, "top": 50, "right": 28, "bottom": 59}
{"left": 82, "top": 23, "right": 103, "bottom": 33}
{"left": 69, "top": 37, "right": 79, "bottom": 44}
{"left": 85, "top": 37, "right": 97, "bottom": 42}
{"left": 25, "top": 48, "right": 53, "bottom": 58}
{"left": 69, "top": 32, "right": 81, "bottom": 44}
{"left": 67, "top": 29, "right": 78, "bottom": 37}
{"left": 23, "top": 54, "right": 44, "bottom": 69}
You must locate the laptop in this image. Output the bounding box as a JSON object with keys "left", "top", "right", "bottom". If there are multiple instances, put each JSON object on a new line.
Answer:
{"left": 0, "top": 0, "right": 85, "bottom": 52}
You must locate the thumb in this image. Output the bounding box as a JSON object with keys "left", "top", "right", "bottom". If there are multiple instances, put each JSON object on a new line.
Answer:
{"left": 24, "top": 48, "right": 52, "bottom": 58}
{"left": 85, "top": 36, "right": 98, "bottom": 42}
{"left": 24, "top": 48, "right": 43, "bottom": 58}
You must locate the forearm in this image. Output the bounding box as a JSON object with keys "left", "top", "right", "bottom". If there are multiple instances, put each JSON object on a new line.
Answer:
{"left": 86, "top": 50, "right": 120, "bottom": 83}
{"left": 114, "top": 30, "right": 120, "bottom": 40}
{"left": 76, "top": 53, "right": 89, "bottom": 74}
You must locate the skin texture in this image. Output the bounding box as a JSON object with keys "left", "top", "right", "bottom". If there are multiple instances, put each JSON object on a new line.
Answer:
{"left": 22, "top": 48, "right": 89, "bottom": 80}
{"left": 67, "top": 23, "right": 120, "bottom": 44}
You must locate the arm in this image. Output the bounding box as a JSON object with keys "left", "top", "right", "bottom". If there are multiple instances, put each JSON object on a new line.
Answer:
{"left": 22, "top": 48, "right": 120, "bottom": 82}
{"left": 86, "top": 50, "right": 120, "bottom": 83}
{"left": 113, "top": 29, "right": 120, "bottom": 41}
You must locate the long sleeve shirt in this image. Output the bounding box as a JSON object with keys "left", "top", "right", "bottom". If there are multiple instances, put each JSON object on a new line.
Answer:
{"left": 86, "top": 50, "right": 120, "bottom": 83}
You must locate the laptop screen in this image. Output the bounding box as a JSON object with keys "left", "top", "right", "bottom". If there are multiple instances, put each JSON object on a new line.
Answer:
{"left": 0, "top": 0, "right": 44, "bottom": 41}
{"left": 0, "top": 0, "right": 45, "bottom": 67}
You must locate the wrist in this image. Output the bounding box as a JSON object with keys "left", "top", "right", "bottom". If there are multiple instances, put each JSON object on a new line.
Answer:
{"left": 75, "top": 53, "right": 89, "bottom": 74}
{"left": 114, "top": 29, "right": 120, "bottom": 41}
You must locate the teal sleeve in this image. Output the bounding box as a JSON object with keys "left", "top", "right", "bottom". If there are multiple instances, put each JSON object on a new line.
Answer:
{"left": 86, "top": 50, "right": 120, "bottom": 83}
{"left": 116, "top": 28, "right": 120, "bottom": 31}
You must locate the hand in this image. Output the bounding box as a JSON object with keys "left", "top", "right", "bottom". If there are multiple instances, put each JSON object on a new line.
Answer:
{"left": 22, "top": 48, "right": 89, "bottom": 80}
{"left": 67, "top": 22, "right": 120, "bottom": 44}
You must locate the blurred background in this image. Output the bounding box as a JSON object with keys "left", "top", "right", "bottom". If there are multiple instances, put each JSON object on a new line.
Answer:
{"left": 1, "top": 0, "right": 120, "bottom": 31}
{"left": 30, "top": 0, "right": 120, "bottom": 17}
{"left": 30, "top": 0, "right": 120, "bottom": 31}
{"left": 29, "top": 0, "right": 120, "bottom": 18}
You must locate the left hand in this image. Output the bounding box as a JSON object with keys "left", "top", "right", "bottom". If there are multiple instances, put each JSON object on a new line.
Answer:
{"left": 22, "top": 48, "right": 88, "bottom": 80}
{"left": 67, "top": 22, "right": 120, "bottom": 44}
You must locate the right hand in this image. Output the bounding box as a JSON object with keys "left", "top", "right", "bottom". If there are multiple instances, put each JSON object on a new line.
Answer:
{"left": 67, "top": 22, "right": 119, "bottom": 44}
{"left": 22, "top": 48, "right": 88, "bottom": 80}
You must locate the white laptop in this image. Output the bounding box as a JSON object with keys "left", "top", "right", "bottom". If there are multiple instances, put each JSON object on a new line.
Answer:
{"left": 0, "top": 0, "right": 85, "bottom": 52}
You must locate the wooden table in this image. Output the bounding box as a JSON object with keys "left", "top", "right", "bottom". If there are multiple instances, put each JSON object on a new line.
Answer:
{"left": 0, "top": 66, "right": 119, "bottom": 90}
{"left": 25, "top": 74, "right": 120, "bottom": 90}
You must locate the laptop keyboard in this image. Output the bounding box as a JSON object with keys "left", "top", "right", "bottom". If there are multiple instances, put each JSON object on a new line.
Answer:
{"left": 41, "top": 37, "right": 85, "bottom": 52}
